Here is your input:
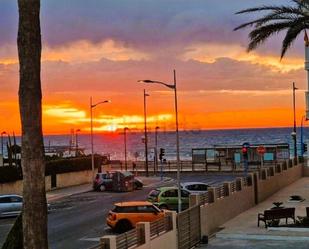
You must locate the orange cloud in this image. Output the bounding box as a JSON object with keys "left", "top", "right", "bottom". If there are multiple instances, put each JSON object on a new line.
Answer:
{"left": 182, "top": 43, "right": 303, "bottom": 72}
{"left": 0, "top": 39, "right": 150, "bottom": 65}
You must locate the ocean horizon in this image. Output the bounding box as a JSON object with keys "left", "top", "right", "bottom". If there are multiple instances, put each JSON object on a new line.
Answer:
{"left": 3, "top": 127, "right": 307, "bottom": 161}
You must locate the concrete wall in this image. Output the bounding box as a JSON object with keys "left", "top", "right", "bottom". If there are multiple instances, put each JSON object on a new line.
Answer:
{"left": 0, "top": 170, "right": 91, "bottom": 195}
{"left": 200, "top": 184, "right": 255, "bottom": 236}
{"left": 135, "top": 212, "right": 177, "bottom": 249}
{"left": 101, "top": 212, "right": 177, "bottom": 249}
{"left": 0, "top": 176, "right": 52, "bottom": 195}
{"left": 303, "top": 166, "right": 309, "bottom": 177}
{"left": 257, "top": 164, "right": 303, "bottom": 203}
{"left": 56, "top": 170, "right": 92, "bottom": 189}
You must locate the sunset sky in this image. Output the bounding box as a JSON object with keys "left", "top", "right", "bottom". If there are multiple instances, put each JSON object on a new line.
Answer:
{"left": 0, "top": 0, "right": 308, "bottom": 134}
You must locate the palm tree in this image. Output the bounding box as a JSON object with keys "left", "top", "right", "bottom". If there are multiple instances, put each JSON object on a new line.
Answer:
{"left": 234, "top": 0, "right": 309, "bottom": 59}
{"left": 17, "top": 0, "right": 48, "bottom": 248}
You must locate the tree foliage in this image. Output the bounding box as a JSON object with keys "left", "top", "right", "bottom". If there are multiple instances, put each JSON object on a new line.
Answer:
{"left": 234, "top": 0, "right": 309, "bottom": 59}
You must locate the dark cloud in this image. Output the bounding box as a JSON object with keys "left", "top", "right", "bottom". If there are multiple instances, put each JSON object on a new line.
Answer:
{"left": 0, "top": 55, "right": 303, "bottom": 95}
{"left": 1, "top": 0, "right": 296, "bottom": 58}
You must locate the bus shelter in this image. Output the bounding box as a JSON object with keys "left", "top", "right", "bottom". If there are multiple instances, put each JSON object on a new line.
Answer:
{"left": 192, "top": 143, "right": 289, "bottom": 171}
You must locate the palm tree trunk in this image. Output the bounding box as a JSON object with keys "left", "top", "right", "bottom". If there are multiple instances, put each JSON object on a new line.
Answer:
{"left": 17, "top": 0, "right": 48, "bottom": 248}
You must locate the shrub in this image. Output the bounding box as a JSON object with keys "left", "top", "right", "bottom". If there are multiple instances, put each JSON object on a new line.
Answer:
{"left": 0, "top": 166, "right": 22, "bottom": 183}
{"left": 45, "top": 155, "right": 102, "bottom": 175}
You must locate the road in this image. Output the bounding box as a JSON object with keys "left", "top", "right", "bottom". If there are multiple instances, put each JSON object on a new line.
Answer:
{"left": 0, "top": 173, "right": 239, "bottom": 249}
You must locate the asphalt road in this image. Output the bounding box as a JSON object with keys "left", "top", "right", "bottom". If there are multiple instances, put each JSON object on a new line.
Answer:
{"left": 0, "top": 173, "right": 239, "bottom": 249}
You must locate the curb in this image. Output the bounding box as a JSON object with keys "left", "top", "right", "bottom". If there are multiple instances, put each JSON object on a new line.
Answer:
{"left": 216, "top": 232, "right": 309, "bottom": 241}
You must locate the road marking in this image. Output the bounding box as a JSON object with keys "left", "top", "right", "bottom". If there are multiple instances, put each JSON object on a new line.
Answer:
{"left": 79, "top": 237, "right": 101, "bottom": 242}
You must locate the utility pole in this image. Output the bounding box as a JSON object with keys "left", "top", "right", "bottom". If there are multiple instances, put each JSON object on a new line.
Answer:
{"left": 143, "top": 90, "right": 149, "bottom": 177}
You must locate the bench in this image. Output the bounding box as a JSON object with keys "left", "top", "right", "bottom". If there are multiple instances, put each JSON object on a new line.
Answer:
{"left": 257, "top": 207, "right": 295, "bottom": 228}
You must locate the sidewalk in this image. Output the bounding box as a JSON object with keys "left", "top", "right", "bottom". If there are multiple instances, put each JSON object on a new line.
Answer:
{"left": 199, "top": 177, "right": 309, "bottom": 249}
{"left": 46, "top": 176, "right": 172, "bottom": 202}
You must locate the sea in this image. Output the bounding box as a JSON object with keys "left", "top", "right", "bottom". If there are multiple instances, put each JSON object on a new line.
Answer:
{"left": 2, "top": 127, "right": 307, "bottom": 161}
{"left": 44, "top": 127, "right": 309, "bottom": 160}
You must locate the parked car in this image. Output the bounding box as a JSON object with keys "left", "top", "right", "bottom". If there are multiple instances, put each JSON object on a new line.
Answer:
{"left": 93, "top": 172, "right": 114, "bottom": 191}
{"left": 147, "top": 187, "right": 190, "bottom": 211}
{"left": 0, "top": 195, "right": 22, "bottom": 218}
{"left": 106, "top": 201, "right": 164, "bottom": 233}
{"left": 133, "top": 177, "right": 143, "bottom": 190}
{"left": 93, "top": 172, "right": 143, "bottom": 192}
{"left": 181, "top": 182, "right": 209, "bottom": 194}
{"left": 0, "top": 195, "right": 51, "bottom": 218}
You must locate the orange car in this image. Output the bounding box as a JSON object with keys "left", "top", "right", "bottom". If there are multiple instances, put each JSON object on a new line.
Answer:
{"left": 106, "top": 201, "right": 165, "bottom": 233}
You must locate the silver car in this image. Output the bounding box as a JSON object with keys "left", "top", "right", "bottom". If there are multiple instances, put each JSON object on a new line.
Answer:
{"left": 180, "top": 182, "right": 209, "bottom": 194}
{"left": 0, "top": 195, "right": 23, "bottom": 218}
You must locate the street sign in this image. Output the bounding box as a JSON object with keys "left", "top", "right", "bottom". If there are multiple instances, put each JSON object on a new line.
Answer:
{"left": 257, "top": 146, "right": 266, "bottom": 155}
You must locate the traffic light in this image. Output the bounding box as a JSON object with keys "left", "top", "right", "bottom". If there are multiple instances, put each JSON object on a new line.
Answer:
{"left": 242, "top": 147, "right": 248, "bottom": 160}
{"left": 159, "top": 148, "right": 165, "bottom": 161}
{"left": 303, "top": 143, "right": 307, "bottom": 152}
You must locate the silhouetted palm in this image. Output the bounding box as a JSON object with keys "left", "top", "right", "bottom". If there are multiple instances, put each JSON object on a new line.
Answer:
{"left": 234, "top": 0, "right": 309, "bottom": 59}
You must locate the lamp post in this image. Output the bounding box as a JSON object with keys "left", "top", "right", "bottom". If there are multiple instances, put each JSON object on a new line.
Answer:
{"left": 292, "top": 82, "right": 298, "bottom": 158}
{"left": 124, "top": 127, "right": 129, "bottom": 171}
{"left": 1, "top": 131, "right": 7, "bottom": 156}
{"left": 143, "top": 90, "right": 150, "bottom": 177}
{"left": 138, "top": 69, "right": 182, "bottom": 212}
{"left": 155, "top": 126, "right": 160, "bottom": 174}
{"left": 75, "top": 129, "right": 81, "bottom": 157}
{"left": 90, "top": 97, "right": 110, "bottom": 181}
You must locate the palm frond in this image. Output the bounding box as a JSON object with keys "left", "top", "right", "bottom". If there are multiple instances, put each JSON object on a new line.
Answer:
{"left": 234, "top": 0, "right": 309, "bottom": 58}
{"left": 235, "top": 5, "right": 303, "bottom": 15}
{"left": 247, "top": 22, "right": 292, "bottom": 51}
{"left": 234, "top": 14, "right": 295, "bottom": 31}
{"left": 281, "top": 20, "right": 306, "bottom": 58}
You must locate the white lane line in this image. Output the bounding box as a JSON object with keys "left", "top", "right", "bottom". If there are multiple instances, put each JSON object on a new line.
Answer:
{"left": 79, "top": 237, "right": 101, "bottom": 242}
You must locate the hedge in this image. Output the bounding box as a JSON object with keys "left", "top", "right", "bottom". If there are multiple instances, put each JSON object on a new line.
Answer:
{"left": 0, "top": 166, "right": 22, "bottom": 183}
{"left": 0, "top": 155, "right": 103, "bottom": 183}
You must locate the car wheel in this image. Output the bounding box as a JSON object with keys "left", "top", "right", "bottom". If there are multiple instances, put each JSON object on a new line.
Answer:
{"left": 99, "top": 185, "right": 106, "bottom": 192}
{"left": 115, "top": 220, "right": 132, "bottom": 233}
{"left": 159, "top": 204, "right": 168, "bottom": 210}
{"left": 134, "top": 182, "right": 142, "bottom": 190}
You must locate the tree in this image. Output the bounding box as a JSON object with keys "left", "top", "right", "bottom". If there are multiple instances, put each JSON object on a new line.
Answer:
{"left": 234, "top": 0, "right": 309, "bottom": 59}
{"left": 17, "top": 0, "right": 48, "bottom": 248}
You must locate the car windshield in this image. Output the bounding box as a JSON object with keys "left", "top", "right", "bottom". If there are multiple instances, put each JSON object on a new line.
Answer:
{"left": 149, "top": 190, "right": 160, "bottom": 197}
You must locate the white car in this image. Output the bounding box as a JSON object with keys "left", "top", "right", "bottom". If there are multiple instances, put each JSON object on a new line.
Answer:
{"left": 0, "top": 195, "right": 23, "bottom": 218}
{"left": 180, "top": 182, "right": 209, "bottom": 194}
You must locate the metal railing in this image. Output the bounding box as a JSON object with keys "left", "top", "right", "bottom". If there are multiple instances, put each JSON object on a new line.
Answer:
{"left": 215, "top": 186, "right": 225, "bottom": 199}
{"left": 150, "top": 215, "right": 173, "bottom": 238}
{"left": 177, "top": 205, "right": 201, "bottom": 249}
{"left": 230, "top": 182, "right": 236, "bottom": 193}
{"left": 116, "top": 228, "right": 140, "bottom": 249}
{"left": 199, "top": 192, "right": 209, "bottom": 205}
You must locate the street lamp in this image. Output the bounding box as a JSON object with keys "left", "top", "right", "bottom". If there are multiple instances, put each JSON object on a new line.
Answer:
{"left": 292, "top": 82, "right": 298, "bottom": 158}
{"left": 143, "top": 90, "right": 150, "bottom": 177}
{"left": 1, "top": 131, "right": 7, "bottom": 156}
{"left": 155, "top": 126, "right": 160, "bottom": 174}
{"left": 124, "top": 127, "right": 129, "bottom": 171}
{"left": 138, "top": 69, "right": 182, "bottom": 212}
{"left": 75, "top": 129, "right": 81, "bottom": 157}
{"left": 90, "top": 97, "right": 111, "bottom": 181}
